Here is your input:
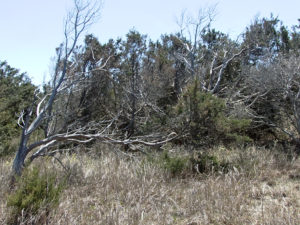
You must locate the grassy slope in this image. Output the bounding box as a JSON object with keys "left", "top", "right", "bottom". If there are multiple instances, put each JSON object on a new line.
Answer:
{"left": 1, "top": 145, "right": 299, "bottom": 225}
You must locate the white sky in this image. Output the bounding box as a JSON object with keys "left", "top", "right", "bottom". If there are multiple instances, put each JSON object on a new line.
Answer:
{"left": 0, "top": 0, "right": 299, "bottom": 85}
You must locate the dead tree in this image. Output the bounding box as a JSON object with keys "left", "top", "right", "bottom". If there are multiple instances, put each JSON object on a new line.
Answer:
{"left": 203, "top": 47, "right": 246, "bottom": 94}
{"left": 12, "top": 0, "right": 177, "bottom": 176}
{"left": 244, "top": 53, "right": 300, "bottom": 145}
{"left": 176, "top": 7, "right": 215, "bottom": 77}
{"left": 12, "top": 0, "right": 103, "bottom": 175}
{"left": 174, "top": 7, "right": 247, "bottom": 95}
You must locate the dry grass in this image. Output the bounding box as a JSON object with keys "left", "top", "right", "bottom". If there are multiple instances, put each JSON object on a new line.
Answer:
{"left": 0, "top": 145, "right": 299, "bottom": 225}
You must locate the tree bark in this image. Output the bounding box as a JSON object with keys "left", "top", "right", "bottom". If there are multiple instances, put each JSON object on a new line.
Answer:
{"left": 12, "top": 0, "right": 103, "bottom": 175}
{"left": 12, "top": 129, "right": 29, "bottom": 175}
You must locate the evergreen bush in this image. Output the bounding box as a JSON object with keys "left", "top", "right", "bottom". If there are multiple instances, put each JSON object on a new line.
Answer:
{"left": 7, "top": 166, "right": 64, "bottom": 224}
{"left": 174, "top": 79, "right": 251, "bottom": 146}
{"left": 158, "top": 151, "right": 189, "bottom": 176}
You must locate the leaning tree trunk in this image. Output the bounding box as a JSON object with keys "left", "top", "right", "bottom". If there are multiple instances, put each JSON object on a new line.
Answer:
{"left": 12, "top": 137, "right": 29, "bottom": 176}
{"left": 12, "top": 106, "right": 32, "bottom": 176}
{"left": 11, "top": 0, "right": 104, "bottom": 176}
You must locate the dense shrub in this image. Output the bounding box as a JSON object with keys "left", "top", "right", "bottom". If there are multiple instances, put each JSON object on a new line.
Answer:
{"left": 0, "top": 61, "right": 35, "bottom": 157}
{"left": 145, "top": 151, "right": 190, "bottom": 176}
{"left": 159, "top": 151, "right": 189, "bottom": 175}
{"left": 7, "top": 166, "right": 64, "bottom": 224}
{"left": 151, "top": 149, "right": 234, "bottom": 176}
{"left": 174, "top": 79, "right": 251, "bottom": 146}
{"left": 190, "top": 152, "right": 232, "bottom": 174}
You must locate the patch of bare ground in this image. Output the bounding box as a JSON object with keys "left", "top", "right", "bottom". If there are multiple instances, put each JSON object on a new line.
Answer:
{"left": 1, "top": 145, "right": 299, "bottom": 224}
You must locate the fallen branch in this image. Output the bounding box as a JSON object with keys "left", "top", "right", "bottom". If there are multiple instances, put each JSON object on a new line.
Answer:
{"left": 30, "top": 131, "right": 178, "bottom": 161}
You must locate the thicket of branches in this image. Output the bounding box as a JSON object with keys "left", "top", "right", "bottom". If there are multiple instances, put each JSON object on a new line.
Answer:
{"left": 1, "top": 0, "right": 300, "bottom": 175}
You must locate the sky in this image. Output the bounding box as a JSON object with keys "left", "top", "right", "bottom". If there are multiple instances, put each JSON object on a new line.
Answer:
{"left": 0, "top": 0, "right": 299, "bottom": 86}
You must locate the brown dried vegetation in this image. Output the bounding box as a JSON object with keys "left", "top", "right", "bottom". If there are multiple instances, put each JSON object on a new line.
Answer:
{"left": 1, "top": 144, "right": 299, "bottom": 225}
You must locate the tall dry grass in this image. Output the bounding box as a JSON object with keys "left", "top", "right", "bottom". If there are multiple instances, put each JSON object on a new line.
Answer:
{"left": 1, "top": 144, "right": 299, "bottom": 225}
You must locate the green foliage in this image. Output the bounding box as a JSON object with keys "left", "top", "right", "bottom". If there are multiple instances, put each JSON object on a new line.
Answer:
{"left": 190, "top": 152, "right": 232, "bottom": 174}
{"left": 174, "top": 80, "right": 251, "bottom": 146}
{"left": 0, "top": 61, "right": 35, "bottom": 156}
{"left": 7, "top": 167, "right": 64, "bottom": 224}
{"left": 149, "top": 149, "right": 235, "bottom": 176}
{"left": 1, "top": 137, "right": 20, "bottom": 158}
{"left": 158, "top": 151, "right": 189, "bottom": 176}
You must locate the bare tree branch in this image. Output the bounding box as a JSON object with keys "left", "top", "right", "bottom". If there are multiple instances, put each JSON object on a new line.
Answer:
{"left": 12, "top": 0, "right": 103, "bottom": 175}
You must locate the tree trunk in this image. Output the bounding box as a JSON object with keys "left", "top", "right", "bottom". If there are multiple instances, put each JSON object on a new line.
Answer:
{"left": 11, "top": 0, "right": 103, "bottom": 176}
{"left": 12, "top": 133, "right": 29, "bottom": 176}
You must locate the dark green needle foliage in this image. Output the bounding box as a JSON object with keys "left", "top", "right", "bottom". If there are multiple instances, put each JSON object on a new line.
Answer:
{"left": 0, "top": 61, "right": 35, "bottom": 156}
{"left": 7, "top": 166, "right": 64, "bottom": 224}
